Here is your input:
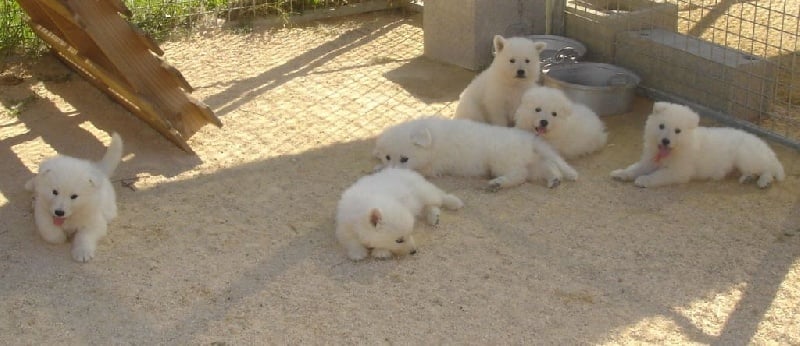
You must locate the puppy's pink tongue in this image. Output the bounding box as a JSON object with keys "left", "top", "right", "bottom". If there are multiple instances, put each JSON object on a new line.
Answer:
{"left": 535, "top": 127, "right": 547, "bottom": 135}
{"left": 655, "top": 145, "right": 671, "bottom": 163}
{"left": 52, "top": 216, "right": 65, "bottom": 226}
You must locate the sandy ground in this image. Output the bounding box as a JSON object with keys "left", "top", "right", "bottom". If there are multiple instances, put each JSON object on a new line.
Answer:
{"left": 1, "top": 10, "right": 799, "bottom": 344}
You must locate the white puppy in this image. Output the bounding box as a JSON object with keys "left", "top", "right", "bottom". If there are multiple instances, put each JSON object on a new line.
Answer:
{"left": 374, "top": 116, "right": 578, "bottom": 190}
{"left": 611, "top": 102, "right": 785, "bottom": 188}
{"left": 335, "top": 168, "right": 463, "bottom": 261}
{"left": 25, "top": 133, "right": 123, "bottom": 262}
{"left": 454, "top": 35, "right": 546, "bottom": 126}
{"left": 514, "top": 86, "right": 607, "bottom": 159}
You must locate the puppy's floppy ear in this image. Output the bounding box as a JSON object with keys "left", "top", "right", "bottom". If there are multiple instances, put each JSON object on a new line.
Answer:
{"left": 533, "top": 41, "right": 547, "bottom": 54}
{"left": 88, "top": 170, "right": 105, "bottom": 188}
{"left": 652, "top": 102, "right": 669, "bottom": 114}
{"left": 410, "top": 127, "right": 432, "bottom": 148}
{"left": 25, "top": 169, "right": 51, "bottom": 191}
{"left": 493, "top": 35, "right": 506, "bottom": 54}
{"left": 369, "top": 208, "right": 382, "bottom": 227}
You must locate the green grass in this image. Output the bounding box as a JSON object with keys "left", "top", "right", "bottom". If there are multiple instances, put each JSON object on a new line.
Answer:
{"left": 0, "top": 0, "right": 353, "bottom": 56}
{"left": 0, "top": 0, "right": 43, "bottom": 56}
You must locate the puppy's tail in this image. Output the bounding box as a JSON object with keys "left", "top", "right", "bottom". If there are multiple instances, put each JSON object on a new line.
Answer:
{"left": 97, "top": 132, "right": 123, "bottom": 176}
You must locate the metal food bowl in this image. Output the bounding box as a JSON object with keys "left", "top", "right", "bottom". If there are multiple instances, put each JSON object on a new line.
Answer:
{"left": 542, "top": 62, "right": 641, "bottom": 116}
{"left": 526, "top": 35, "right": 587, "bottom": 62}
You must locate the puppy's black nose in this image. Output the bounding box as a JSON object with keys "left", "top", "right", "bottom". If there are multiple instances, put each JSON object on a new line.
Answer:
{"left": 54, "top": 209, "right": 65, "bottom": 217}
{"left": 410, "top": 250, "right": 417, "bottom": 255}
{"left": 661, "top": 138, "right": 670, "bottom": 146}
{"left": 516, "top": 69, "right": 525, "bottom": 77}
{"left": 540, "top": 119, "right": 549, "bottom": 127}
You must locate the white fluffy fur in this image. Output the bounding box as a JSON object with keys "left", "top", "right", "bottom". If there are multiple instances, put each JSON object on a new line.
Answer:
{"left": 514, "top": 86, "right": 607, "bottom": 159}
{"left": 611, "top": 102, "right": 785, "bottom": 188}
{"left": 25, "top": 133, "right": 123, "bottom": 262}
{"left": 454, "top": 35, "right": 546, "bottom": 126}
{"left": 373, "top": 116, "right": 578, "bottom": 190}
{"left": 335, "top": 168, "right": 463, "bottom": 260}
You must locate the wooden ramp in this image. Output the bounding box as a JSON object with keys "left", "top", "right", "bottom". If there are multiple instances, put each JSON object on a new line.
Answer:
{"left": 16, "top": 0, "right": 221, "bottom": 152}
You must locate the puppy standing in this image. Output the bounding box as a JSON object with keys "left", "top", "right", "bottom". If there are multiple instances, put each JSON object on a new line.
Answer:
{"left": 25, "top": 133, "right": 123, "bottom": 262}
{"left": 514, "top": 86, "right": 608, "bottom": 159}
{"left": 374, "top": 116, "right": 578, "bottom": 190}
{"left": 611, "top": 102, "right": 785, "bottom": 188}
{"left": 335, "top": 168, "right": 463, "bottom": 261}
{"left": 454, "top": 35, "right": 546, "bottom": 126}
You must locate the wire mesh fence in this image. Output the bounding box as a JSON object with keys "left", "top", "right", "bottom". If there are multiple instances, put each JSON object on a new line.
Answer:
{"left": 2, "top": 0, "right": 798, "bottom": 148}
{"left": 564, "top": 0, "right": 800, "bottom": 148}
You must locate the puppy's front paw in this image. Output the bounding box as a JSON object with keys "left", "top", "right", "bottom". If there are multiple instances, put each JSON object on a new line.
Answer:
{"left": 547, "top": 178, "right": 561, "bottom": 188}
{"left": 562, "top": 168, "right": 579, "bottom": 181}
{"left": 442, "top": 194, "right": 464, "bottom": 210}
{"left": 426, "top": 207, "right": 440, "bottom": 226}
{"left": 71, "top": 245, "right": 95, "bottom": 263}
{"left": 610, "top": 169, "right": 631, "bottom": 181}
{"left": 346, "top": 246, "right": 369, "bottom": 261}
{"left": 487, "top": 177, "right": 507, "bottom": 192}
{"left": 371, "top": 248, "right": 393, "bottom": 259}
{"left": 39, "top": 228, "right": 67, "bottom": 244}
{"left": 757, "top": 175, "right": 773, "bottom": 189}
{"left": 633, "top": 176, "right": 651, "bottom": 188}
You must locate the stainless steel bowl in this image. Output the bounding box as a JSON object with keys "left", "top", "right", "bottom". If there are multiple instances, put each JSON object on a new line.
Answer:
{"left": 526, "top": 35, "right": 587, "bottom": 62}
{"left": 542, "top": 62, "right": 641, "bottom": 116}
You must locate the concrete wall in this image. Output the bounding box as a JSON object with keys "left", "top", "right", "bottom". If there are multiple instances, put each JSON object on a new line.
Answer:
{"left": 423, "top": 0, "right": 546, "bottom": 71}
{"left": 616, "top": 29, "right": 775, "bottom": 121}
{"left": 564, "top": 0, "right": 677, "bottom": 62}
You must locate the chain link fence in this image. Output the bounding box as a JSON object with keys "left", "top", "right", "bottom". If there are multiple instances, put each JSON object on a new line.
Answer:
{"left": 564, "top": 0, "right": 799, "bottom": 148}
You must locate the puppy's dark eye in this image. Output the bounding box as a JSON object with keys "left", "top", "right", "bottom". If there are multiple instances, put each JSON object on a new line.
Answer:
{"left": 52, "top": 190, "right": 58, "bottom": 196}
{"left": 525, "top": 58, "right": 530, "bottom": 63}
{"left": 70, "top": 194, "right": 78, "bottom": 200}
{"left": 552, "top": 112, "right": 557, "bottom": 117}
{"left": 510, "top": 58, "right": 516, "bottom": 63}
{"left": 385, "top": 155, "right": 391, "bottom": 161}
{"left": 659, "top": 124, "right": 665, "bottom": 130}
{"left": 535, "top": 107, "right": 542, "bottom": 112}
{"left": 395, "top": 238, "right": 405, "bottom": 244}
{"left": 675, "top": 129, "right": 681, "bottom": 134}
{"left": 400, "top": 156, "right": 408, "bottom": 163}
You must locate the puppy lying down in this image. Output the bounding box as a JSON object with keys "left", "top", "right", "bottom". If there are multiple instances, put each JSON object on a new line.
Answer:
{"left": 335, "top": 168, "right": 463, "bottom": 260}
{"left": 514, "top": 86, "right": 607, "bottom": 159}
{"left": 25, "top": 133, "right": 123, "bottom": 262}
{"left": 374, "top": 116, "right": 577, "bottom": 190}
{"left": 611, "top": 102, "right": 785, "bottom": 188}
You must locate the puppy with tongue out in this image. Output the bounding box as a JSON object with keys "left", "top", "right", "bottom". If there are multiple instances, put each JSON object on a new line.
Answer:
{"left": 25, "top": 133, "right": 123, "bottom": 262}
{"left": 611, "top": 102, "right": 785, "bottom": 188}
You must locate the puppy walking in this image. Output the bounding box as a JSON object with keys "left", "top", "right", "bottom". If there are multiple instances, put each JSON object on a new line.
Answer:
{"left": 25, "top": 133, "right": 123, "bottom": 262}
{"left": 454, "top": 35, "right": 546, "bottom": 126}
{"left": 374, "top": 116, "right": 578, "bottom": 190}
{"left": 611, "top": 102, "right": 785, "bottom": 188}
{"left": 335, "top": 168, "right": 463, "bottom": 260}
{"left": 514, "top": 87, "right": 607, "bottom": 159}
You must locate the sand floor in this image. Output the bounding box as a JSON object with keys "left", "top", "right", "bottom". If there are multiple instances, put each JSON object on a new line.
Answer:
{"left": 1, "top": 9, "right": 799, "bottom": 344}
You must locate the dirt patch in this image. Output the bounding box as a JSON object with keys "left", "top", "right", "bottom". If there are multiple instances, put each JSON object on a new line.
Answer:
{"left": 0, "top": 10, "right": 798, "bottom": 344}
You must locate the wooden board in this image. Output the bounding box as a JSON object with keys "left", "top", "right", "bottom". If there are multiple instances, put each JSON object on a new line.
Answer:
{"left": 16, "top": 0, "right": 221, "bottom": 152}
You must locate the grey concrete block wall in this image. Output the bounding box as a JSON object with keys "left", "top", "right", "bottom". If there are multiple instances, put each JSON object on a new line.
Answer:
{"left": 564, "top": 0, "right": 677, "bottom": 62}
{"left": 616, "top": 29, "right": 776, "bottom": 121}
{"left": 423, "top": 0, "right": 546, "bottom": 71}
